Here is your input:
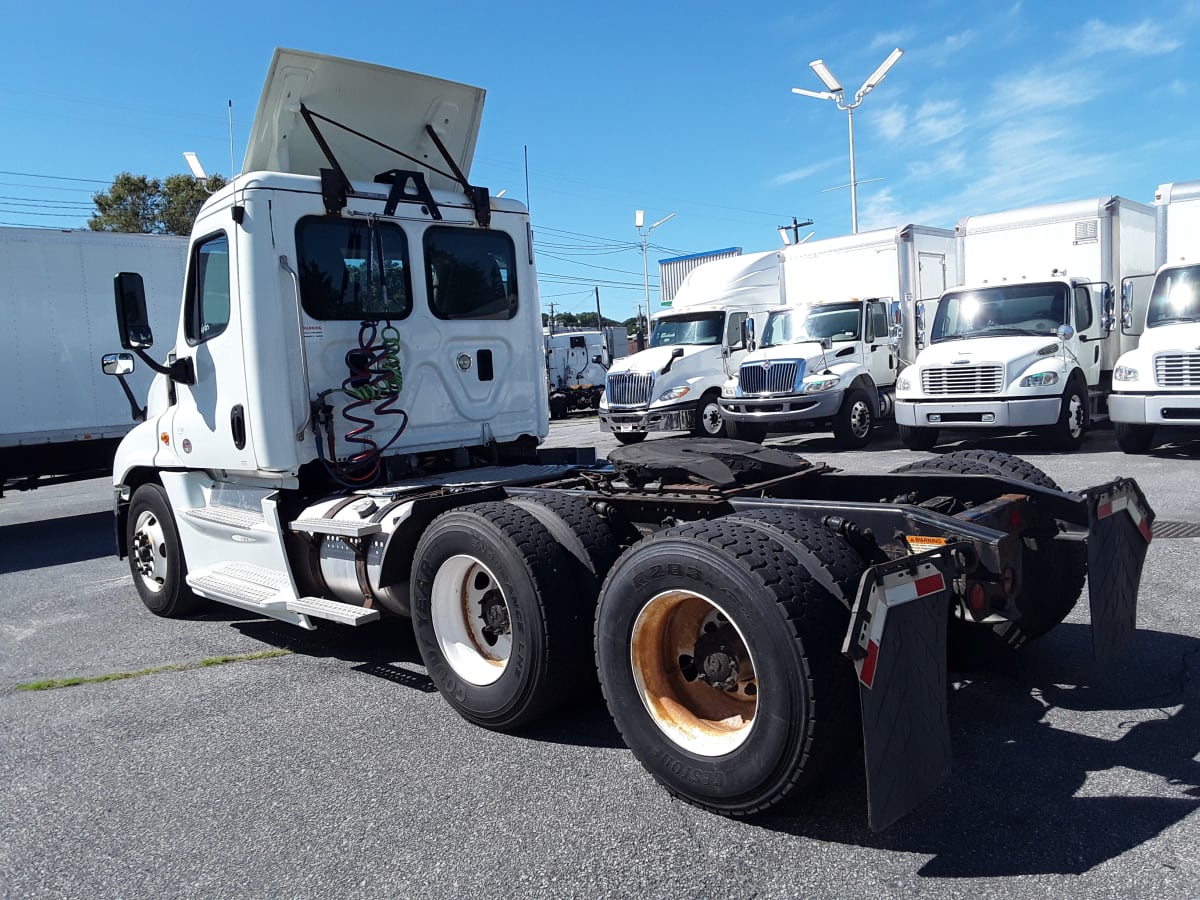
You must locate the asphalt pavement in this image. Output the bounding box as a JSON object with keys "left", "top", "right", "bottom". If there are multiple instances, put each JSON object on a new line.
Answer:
{"left": 1, "top": 420, "right": 1198, "bottom": 898}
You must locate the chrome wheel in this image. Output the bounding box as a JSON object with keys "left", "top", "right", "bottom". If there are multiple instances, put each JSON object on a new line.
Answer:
{"left": 130, "top": 508, "right": 169, "bottom": 594}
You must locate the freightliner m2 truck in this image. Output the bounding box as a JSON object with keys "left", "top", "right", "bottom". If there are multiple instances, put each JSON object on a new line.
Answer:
{"left": 0, "top": 227, "right": 186, "bottom": 495}
{"left": 597, "top": 251, "right": 780, "bottom": 443}
{"left": 105, "top": 50, "right": 1155, "bottom": 832}
{"left": 1109, "top": 179, "right": 1200, "bottom": 452}
{"left": 718, "top": 225, "right": 955, "bottom": 447}
{"left": 895, "top": 197, "right": 1154, "bottom": 450}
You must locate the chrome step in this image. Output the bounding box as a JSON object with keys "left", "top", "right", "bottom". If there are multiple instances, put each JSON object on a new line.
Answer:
{"left": 286, "top": 596, "right": 381, "bottom": 625}
{"left": 184, "top": 505, "right": 266, "bottom": 529}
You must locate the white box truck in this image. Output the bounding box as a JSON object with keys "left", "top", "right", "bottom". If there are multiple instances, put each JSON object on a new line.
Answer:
{"left": 596, "top": 251, "right": 780, "bottom": 443}
{"left": 718, "top": 225, "right": 955, "bottom": 447}
{"left": 894, "top": 197, "right": 1155, "bottom": 450}
{"left": 102, "top": 49, "right": 1154, "bottom": 832}
{"left": 1108, "top": 180, "right": 1200, "bottom": 452}
{"left": 0, "top": 227, "right": 187, "bottom": 495}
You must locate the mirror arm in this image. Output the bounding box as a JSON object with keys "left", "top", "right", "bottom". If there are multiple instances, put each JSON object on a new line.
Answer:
{"left": 115, "top": 375, "right": 147, "bottom": 422}
{"left": 131, "top": 347, "right": 195, "bottom": 386}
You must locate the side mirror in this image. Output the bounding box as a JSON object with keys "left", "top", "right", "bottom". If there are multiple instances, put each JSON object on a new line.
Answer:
{"left": 102, "top": 352, "right": 135, "bottom": 376}
{"left": 1056, "top": 323, "right": 1075, "bottom": 342}
{"left": 741, "top": 318, "right": 756, "bottom": 352}
{"left": 1102, "top": 289, "right": 1116, "bottom": 334}
{"left": 1120, "top": 277, "right": 1135, "bottom": 330}
{"left": 114, "top": 272, "right": 154, "bottom": 350}
{"left": 914, "top": 303, "right": 927, "bottom": 349}
{"left": 820, "top": 336, "right": 833, "bottom": 351}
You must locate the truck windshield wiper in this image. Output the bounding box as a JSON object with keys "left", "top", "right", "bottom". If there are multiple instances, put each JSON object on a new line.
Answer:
{"left": 976, "top": 327, "right": 1046, "bottom": 337}
{"left": 931, "top": 334, "right": 967, "bottom": 342}
{"left": 1151, "top": 314, "right": 1200, "bottom": 324}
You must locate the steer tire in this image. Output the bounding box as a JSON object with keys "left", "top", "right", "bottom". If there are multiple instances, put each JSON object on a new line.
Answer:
{"left": 1045, "top": 380, "right": 1088, "bottom": 450}
{"left": 898, "top": 424, "right": 939, "bottom": 451}
{"left": 411, "top": 501, "right": 592, "bottom": 731}
{"left": 1115, "top": 422, "right": 1156, "bottom": 454}
{"left": 693, "top": 390, "right": 727, "bottom": 438}
{"left": 832, "top": 388, "right": 875, "bottom": 449}
{"left": 725, "top": 420, "right": 767, "bottom": 444}
{"left": 613, "top": 431, "right": 648, "bottom": 445}
{"left": 126, "top": 483, "right": 208, "bottom": 618}
{"left": 594, "top": 514, "right": 861, "bottom": 816}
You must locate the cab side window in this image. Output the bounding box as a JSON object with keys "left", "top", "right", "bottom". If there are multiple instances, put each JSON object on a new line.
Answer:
{"left": 726, "top": 312, "right": 747, "bottom": 347}
{"left": 184, "top": 232, "right": 231, "bottom": 345}
{"left": 1073, "top": 286, "right": 1093, "bottom": 331}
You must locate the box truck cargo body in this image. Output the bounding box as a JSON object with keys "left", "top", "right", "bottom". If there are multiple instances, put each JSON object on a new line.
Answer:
{"left": 0, "top": 227, "right": 187, "bottom": 493}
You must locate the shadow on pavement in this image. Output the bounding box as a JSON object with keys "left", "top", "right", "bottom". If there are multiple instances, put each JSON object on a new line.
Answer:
{"left": 756, "top": 624, "right": 1200, "bottom": 876}
{"left": 0, "top": 511, "right": 114, "bottom": 574}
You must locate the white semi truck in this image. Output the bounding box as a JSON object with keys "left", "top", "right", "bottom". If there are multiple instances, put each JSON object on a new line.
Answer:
{"left": 718, "top": 225, "right": 955, "bottom": 447}
{"left": 596, "top": 251, "right": 780, "bottom": 443}
{"left": 0, "top": 227, "right": 187, "bottom": 495}
{"left": 1108, "top": 179, "right": 1200, "bottom": 452}
{"left": 104, "top": 49, "right": 1155, "bottom": 832}
{"left": 894, "top": 197, "right": 1155, "bottom": 450}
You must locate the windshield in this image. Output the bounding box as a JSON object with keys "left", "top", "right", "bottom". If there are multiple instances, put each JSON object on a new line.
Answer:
{"left": 650, "top": 311, "right": 724, "bottom": 347}
{"left": 760, "top": 303, "right": 861, "bottom": 348}
{"left": 932, "top": 284, "right": 1068, "bottom": 342}
{"left": 1147, "top": 264, "right": 1200, "bottom": 327}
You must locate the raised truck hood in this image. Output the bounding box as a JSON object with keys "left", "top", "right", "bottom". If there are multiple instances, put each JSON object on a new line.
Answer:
{"left": 243, "top": 48, "right": 485, "bottom": 194}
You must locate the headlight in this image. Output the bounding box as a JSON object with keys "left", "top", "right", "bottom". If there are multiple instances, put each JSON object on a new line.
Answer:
{"left": 1114, "top": 365, "right": 1139, "bottom": 382}
{"left": 659, "top": 386, "right": 690, "bottom": 402}
{"left": 721, "top": 383, "right": 736, "bottom": 398}
{"left": 802, "top": 376, "right": 841, "bottom": 393}
{"left": 897, "top": 376, "right": 911, "bottom": 391}
{"left": 1018, "top": 371, "right": 1059, "bottom": 388}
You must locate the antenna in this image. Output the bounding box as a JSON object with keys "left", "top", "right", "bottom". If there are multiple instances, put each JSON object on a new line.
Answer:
{"left": 228, "top": 100, "right": 235, "bottom": 177}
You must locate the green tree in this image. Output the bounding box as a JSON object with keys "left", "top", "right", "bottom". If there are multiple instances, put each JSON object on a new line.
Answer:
{"left": 89, "top": 171, "right": 227, "bottom": 236}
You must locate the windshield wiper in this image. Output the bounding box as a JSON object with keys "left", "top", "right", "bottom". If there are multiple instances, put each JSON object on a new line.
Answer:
{"left": 1151, "top": 314, "right": 1200, "bottom": 324}
{"left": 932, "top": 334, "right": 967, "bottom": 343}
{"left": 977, "top": 327, "right": 1047, "bottom": 337}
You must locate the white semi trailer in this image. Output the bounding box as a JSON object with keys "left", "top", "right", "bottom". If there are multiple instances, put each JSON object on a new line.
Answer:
{"left": 718, "top": 225, "right": 955, "bottom": 447}
{"left": 104, "top": 49, "right": 1154, "bottom": 832}
{"left": 894, "top": 197, "right": 1155, "bottom": 450}
{"left": 1108, "top": 179, "right": 1200, "bottom": 452}
{"left": 0, "top": 227, "right": 187, "bottom": 495}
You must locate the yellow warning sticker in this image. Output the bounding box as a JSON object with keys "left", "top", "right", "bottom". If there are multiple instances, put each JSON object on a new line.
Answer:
{"left": 905, "top": 534, "right": 948, "bottom": 551}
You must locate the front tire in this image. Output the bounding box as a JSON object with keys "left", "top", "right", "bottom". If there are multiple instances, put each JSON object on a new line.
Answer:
{"left": 725, "top": 419, "right": 767, "bottom": 444}
{"left": 613, "top": 431, "right": 647, "bottom": 445}
{"left": 692, "top": 390, "right": 726, "bottom": 437}
{"left": 1047, "top": 381, "right": 1087, "bottom": 449}
{"left": 1115, "top": 421, "right": 1155, "bottom": 454}
{"left": 595, "top": 514, "right": 861, "bottom": 816}
{"left": 411, "top": 501, "right": 592, "bottom": 731}
{"left": 898, "top": 423, "right": 939, "bottom": 451}
{"left": 832, "top": 388, "right": 875, "bottom": 449}
{"left": 126, "top": 483, "right": 207, "bottom": 618}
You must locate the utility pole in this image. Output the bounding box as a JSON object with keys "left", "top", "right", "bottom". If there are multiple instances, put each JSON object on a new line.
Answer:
{"left": 778, "top": 217, "right": 815, "bottom": 245}
{"left": 546, "top": 301, "right": 557, "bottom": 334}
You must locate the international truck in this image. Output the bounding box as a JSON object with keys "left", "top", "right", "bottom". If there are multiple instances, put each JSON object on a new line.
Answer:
{"left": 894, "top": 197, "right": 1155, "bottom": 450}
{"left": 0, "top": 227, "right": 187, "bottom": 495}
{"left": 1108, "top": 179, "right": 1200, "bottom": 452}
{"left": 104, "top": 49, "right": 1154, "bottom": 832}
{"left": 545, "top": 328, "right": 624, "bottom": 418}
{"left": 596, "top": 250, "right": 780, "bottom": 443}
{"left": 718, "top": 225, "right": 955, "bottom": 447}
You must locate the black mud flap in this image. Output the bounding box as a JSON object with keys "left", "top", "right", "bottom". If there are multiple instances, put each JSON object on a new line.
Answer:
{"left": 842, "top": 549, "right": 959, "bottom": 832}
{"left": 1083, "top": 478, "right": 1154, "bottom": 665}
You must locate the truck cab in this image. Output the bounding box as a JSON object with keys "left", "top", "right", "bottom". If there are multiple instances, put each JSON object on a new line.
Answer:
{"left": 597, "top": 251, "right": 779, "bottom": 444}
{"left": 895, "top": 276, "right": 1112, "bottom": 449}
{"left": 718, "top": 297, "right": 896, "bottom": 447}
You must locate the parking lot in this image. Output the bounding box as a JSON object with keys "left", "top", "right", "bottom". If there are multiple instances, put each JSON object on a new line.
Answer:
{"left": 2, "top": 419, "right": 1198, "bottom": 898}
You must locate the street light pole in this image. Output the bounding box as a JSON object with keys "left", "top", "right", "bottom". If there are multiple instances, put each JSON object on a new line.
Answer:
{"left": 792, "top": 48, "right": 903, "bottom": 234}
{"left": 635, "top": 209, "right": 675, "bottom": 338}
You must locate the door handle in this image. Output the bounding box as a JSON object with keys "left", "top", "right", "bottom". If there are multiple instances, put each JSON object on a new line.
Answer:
{"left": 231, "top": 405, "right": 246, "bottom": 450}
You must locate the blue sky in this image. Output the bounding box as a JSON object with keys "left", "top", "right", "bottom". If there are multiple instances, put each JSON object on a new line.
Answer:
{"left": 3, "top": 1, "right": 1199, "bottom": 325}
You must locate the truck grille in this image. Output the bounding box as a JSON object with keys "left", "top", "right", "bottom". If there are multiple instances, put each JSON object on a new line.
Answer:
{"left": 605, "top": 372, "right": 653, "bottom": 406}
{"left": 1154, "top": 353, "right": 1200, "bottom": 388}
{"left": 739, "top": 361, "right": 800, "bottom": 395}
{"left": 921, "top": 364, "right": 1004, "bottom": 395}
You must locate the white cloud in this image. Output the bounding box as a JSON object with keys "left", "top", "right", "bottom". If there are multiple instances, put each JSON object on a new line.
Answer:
{"left": 869, "top": 30, "right": 917, "bottom": 53}
{"left": 987, "top": 66, "right": 1101, "bottom": 119}
{"left": 925, "top": 30, "right": 979, "bottom": 67}
{"left": 914, "top": 99, "right": 967, "bottom": 143}
{"left": 1076, "top": 19, "right": 1182, "bottom": 56}
{"left": 874, "top": 104, "right": 907, "bottom": 142}
{"left": 771, "top": 161, "right": 832, "bottom": 187}
{"left": 908, "top": 150, "right": 967, "bottom": 181}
